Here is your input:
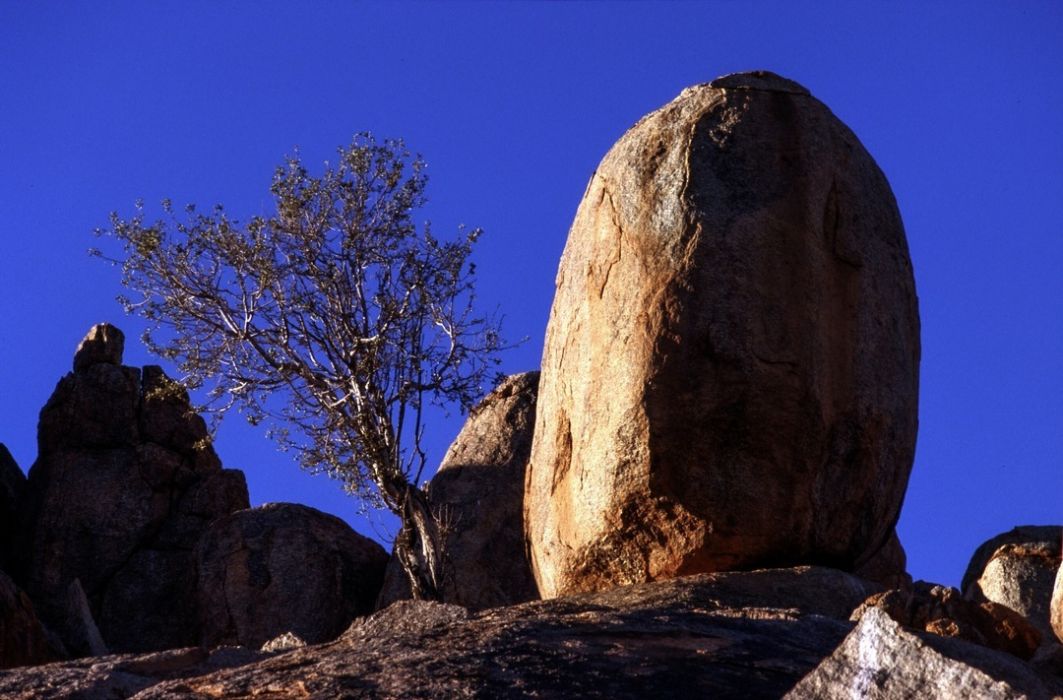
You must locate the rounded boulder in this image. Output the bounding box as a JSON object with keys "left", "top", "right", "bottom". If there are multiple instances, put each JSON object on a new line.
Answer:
{"left": 526, "top": 71, "right": 920, "bottom": 597}
{"left": 196, "top": 503, "right": 388, "bottom": 649}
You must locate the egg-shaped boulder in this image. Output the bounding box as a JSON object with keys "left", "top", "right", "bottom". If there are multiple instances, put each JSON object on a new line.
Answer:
{"left": 526, "top": 71, "right": 920, "bottom": 598}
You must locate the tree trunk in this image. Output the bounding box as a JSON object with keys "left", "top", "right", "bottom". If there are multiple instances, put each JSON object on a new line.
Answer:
{"left": 394, "top": 485, "right": 445, "bottom": 601}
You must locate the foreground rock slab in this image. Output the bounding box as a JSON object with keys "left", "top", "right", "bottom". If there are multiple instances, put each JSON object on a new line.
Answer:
{"left": 0, "top": 567, "right": 879, "bottom": 699}
{"left": 527, "top": 70, "right": 920, "bottom": 598}
{"left": 786, "top": 607, "right": 1063, "bottom": 699}
{"left": 0, "top": 646, "right": 264, "bottom": 699}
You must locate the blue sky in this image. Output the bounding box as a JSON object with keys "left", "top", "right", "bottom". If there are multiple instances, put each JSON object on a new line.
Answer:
{"left": 1, "top": 2, "right": 1060, "bottom": 587}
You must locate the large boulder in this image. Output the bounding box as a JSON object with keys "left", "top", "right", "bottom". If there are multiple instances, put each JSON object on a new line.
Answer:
{"left": 17, "top": 324, "right": 249, "bottom": 654}
{"left": 962, "top": 525, "right": 1061, "bottom": 641}
{"left": 787, "top": 607, "right": 1063, "bottom": 699}
{"left": 195, "top": 503, "right": 388, "bottom": 649}
{"left": 0, "top": 569, "right": 57, "bottom": 669}
{"left": 526, "top": 71, "right": 920, "bottom": 598}
{"left": 378, "top": 372, "right": 540, "bottom": 610}
{"left": 0, "top": 443, "right": 26, "bottom": 571}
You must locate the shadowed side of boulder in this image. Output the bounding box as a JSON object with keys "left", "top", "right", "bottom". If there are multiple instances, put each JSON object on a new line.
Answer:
{"left": 378, "top": 372, "right": 540, "bottom": 610}
{"left": 196, "top": 502, "right": 388, "bottom": 649}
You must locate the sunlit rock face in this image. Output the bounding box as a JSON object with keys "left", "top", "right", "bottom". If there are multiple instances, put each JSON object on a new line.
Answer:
{"left": 526, "top": 71, "right": 920, "bottom": 598}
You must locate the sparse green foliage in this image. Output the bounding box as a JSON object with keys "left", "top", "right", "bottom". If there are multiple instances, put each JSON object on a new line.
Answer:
{"left": 93, "top": 134, "right": 505, "bottom": 599}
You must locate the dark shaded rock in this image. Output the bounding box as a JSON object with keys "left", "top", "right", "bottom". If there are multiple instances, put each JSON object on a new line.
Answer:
{"left": 0, "top": 645, "right": 265, "bottom": 699}
{"left": 0, "top": 443, "right": 25, "bottom": 571}
{"left": 54, "top": 579, "right": 107, "bottom": 659}
{"left": 787, "top": 607, "right": 1063, "bottom": 699}
{"left": 854, "top": 528, "right": 913, "bottom": 590}
{"left": 852, "top": 581, "right": 1042, "bottom": 660}
{"left": 72, "top": 323, "right": 124, "bottom": 372}
{"left": 0, "top": 569, "right": 57, "bottom": 669}
{"left": 126, "top": 567, "right": 876, "bottom": 698}
{"left": 527, "top": 70, "right": 919, "bottom": 598}
{"left": 196, "top": 503, "right": 388, "bottom": 649}
{"left": 378, "top": 372, "right": 540, "bottom": 610}
{"left": 962, "top": 525, "right": 1061, "bottom": 641}
{"left": 18, "top": 326, "right": 249, "bottom": 655}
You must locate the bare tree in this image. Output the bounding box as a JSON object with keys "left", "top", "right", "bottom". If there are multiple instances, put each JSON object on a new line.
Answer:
{"left": 93, "top": 134, "right": 505, "bottom": 600}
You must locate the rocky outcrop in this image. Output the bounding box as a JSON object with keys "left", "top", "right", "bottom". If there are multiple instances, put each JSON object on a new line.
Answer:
{"left": 378, "top": 372, "right": 540, "bottom": 610}
{"left": 0, "top": 569, "right": 56, "bottom": 669}
{"left": 526, "top": 71, "right": 920, "bottom": 598}
{"left": 17, "top": 324, "right": 249, "bottom": 654}
{"left": 0, "top": 443, "right": 25, "bottom": 571}
{"left": 787, "top": 607, "right": 1063, "bottom": 699}
{"left": 0, "top": 566, "right": 880, "bottom": 698}
{"left": 962, "top": 526, "right": 1061, "bottom": 641}
{"left": 71, "top": 322, "right": 124, "bottom": 372}
{"left": 852, "top": 581, "right": 1042, "bottom": 660}
{"left": 196, "top": 503, "right": 388, "bottom": 649}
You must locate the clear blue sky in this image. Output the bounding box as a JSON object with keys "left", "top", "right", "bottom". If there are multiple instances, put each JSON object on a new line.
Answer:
{"left": 1, "top": 2, "right": 1060, "bottom": 587}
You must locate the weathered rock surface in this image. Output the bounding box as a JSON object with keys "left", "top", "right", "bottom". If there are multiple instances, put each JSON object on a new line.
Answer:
{"left": 0, "top": 645, "right": 265, "bottom": 699}
{"left": 17, "top": 325, "right": 249, "bottom": 654}
{"left": 0, "top": 567, "right": 880, "bottom": 698}
{"left": 527, "top": 70, "right": 920, "bottom": 598}
{"left": 962, "top": 525, "right": 1061, "bottom": 641}
{"left": 852, "top": 581, "right": 1042, "bottom": 660}
{"left": 787, "top": 606, "right": 1063, "bottom": 699}
{"left": 0, "top": 569, "right": 56, "bottom": 669}
{"left": 378, "top": 372, "right": 540, "bottom": 610}
{"left": 0, "top": 443, "right": 25, "bottom": 571}
{"left": 196, "top": 502, "right": 388, "bottom": 649}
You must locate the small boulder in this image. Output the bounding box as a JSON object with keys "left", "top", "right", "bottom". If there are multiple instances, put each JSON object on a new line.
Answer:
{"left": 852, "top": 581, "right": 1042, "bottom": 660}
{"left": 260, "top": 631, "right": 307, "bottom": 653}
{"left": 962, "top": 525, "right": 1061, "bottom": 641}
{"left": 787, "top": 607, "right": 1062, "bottom": 699}
{"left": 72, "top": 323, "right": 124, "bottom": 372}
{"left": 196, "top": 503, "right": 388, "bottom": 649}
{"left": 378, "top": 372, "right": 540, "bottom": 610}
